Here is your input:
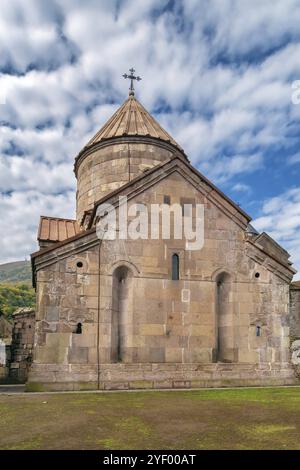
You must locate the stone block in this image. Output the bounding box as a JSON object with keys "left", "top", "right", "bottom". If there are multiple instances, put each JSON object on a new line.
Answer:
{"left": 140, "top": 324, "right": 165, "bottom": 336}
{"left": 85, "top": 296, "right": 98, "bottom": 309}
{"left": 45, "top": 306, "right": 59, "bottom": 322}
{"left": 173, "top": 380, "right": 191, "bottom": 388}
{"left": 149, "top": 348, "right": 165, "bottom": 362}
{"left": 46, "top": 332, "right": 71, "bottom": 348}
{"left": 72, "top": 332, "right": 96, "bottom": 348}
{"left": 35, "top": 345, "right": 68, "bottom": 364}
{"left": 154, "top": 380, "right": 173, "bottom": 389}
{"left": 68, "top": 347, "right": 88, "bottom": 364}
{"left": 165, "top": 347, "right": 183, "bottom": 362}
{"left": 185, "top": 348, "right": 212, "bottom": 363}
{"left": 191, "top": 325, "right": 214, "bottom": 337}
{"left": 238, "top": 349, "right": 259, "bottom": 363}
{"left": 129, "top": 380, "right": 152, "bottom": 389}
{"left": 104, "top": 381, "right": 129, "bottom": 390}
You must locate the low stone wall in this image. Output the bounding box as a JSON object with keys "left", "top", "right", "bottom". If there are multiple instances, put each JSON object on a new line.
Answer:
{"left": 27, "top": 362, "right": 298, "bottom": 391}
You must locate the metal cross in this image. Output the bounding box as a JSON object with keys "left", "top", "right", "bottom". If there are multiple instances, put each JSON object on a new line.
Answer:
{"left": 122, "top": 67, "right": 141, "bottom": 96}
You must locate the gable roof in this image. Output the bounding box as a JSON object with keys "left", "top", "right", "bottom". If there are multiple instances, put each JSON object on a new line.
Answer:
{"left": 79, "top": 95, "right": 184, "bottom": 155}
{"left": 31, "top": 156, "right": 251, "bottom": 262}
{"left": 38, "top": 216, "right": 81, "bottom": 243}
{"left": 89, "top": 155, "right": 252, "bottom": 228}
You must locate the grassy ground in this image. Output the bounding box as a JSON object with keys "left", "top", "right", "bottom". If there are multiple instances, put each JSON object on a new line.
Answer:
{"left": 1, "top": 387, "right": 300, "bottom": 450}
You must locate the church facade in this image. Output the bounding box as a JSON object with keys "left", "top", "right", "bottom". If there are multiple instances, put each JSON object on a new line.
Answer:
{"left": 28, "top": 88, "right": 297, "bottom": 391}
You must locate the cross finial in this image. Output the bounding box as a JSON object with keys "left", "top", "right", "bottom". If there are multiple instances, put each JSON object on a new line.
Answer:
{"left": 122, "top": 67, "right": 141, "bottom": 96}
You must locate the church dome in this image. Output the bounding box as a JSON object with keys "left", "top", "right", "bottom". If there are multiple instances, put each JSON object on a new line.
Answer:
{"left": 82, "top": 95, "right": 184, "bottom": 153}
{"left": 74, "top": 94, "right": 186, "bottom": 225}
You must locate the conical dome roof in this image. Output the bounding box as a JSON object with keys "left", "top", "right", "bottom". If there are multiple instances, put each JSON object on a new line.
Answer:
{"left": 82, "top": 95, "right": 184, "bottom": 153}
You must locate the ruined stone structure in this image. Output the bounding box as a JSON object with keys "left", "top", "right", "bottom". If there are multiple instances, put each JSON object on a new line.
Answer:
{"left": 0, "top": 314, "right": 12, "bottom": 382}
{"left": 289, "top": 282, "right": 300, "bottom": 339}
{"left": 29, "top": 89, "right": 298, "bottom": 391}
{"left": 289, "top": 282, "right": 300, "bottom": 376}
{"left": 0, "top": 308, "right": 35, "bottom": 383}
{"left": 9, "top": 308, "right": 35, "bottom": 382}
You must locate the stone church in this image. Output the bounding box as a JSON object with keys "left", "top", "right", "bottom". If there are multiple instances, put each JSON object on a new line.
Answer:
{"left": 28, "top": 75, "right": 298, "bottom": 391}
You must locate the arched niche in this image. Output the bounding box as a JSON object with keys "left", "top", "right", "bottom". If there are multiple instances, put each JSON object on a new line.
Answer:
{"left": 214, "top": 271, "right": 236, "bottom": 363}
{"left": 111, "top": 265, "right": 133, "bottom": 363}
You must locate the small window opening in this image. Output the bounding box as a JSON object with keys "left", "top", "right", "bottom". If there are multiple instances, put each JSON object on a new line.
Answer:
{"left": 77, "top": 261, "right": 83, "bottom": 268}
{"left": 164, "top": 195, "right": 170, "bottom": 205}
{"left": 256, "top": 325, "right": 261, "bottom": 337}
{"left": 76, "top": 322, "right": 82, "bottom": 334}
{"left": 172, "top": 253, "right": 180, "bottom": 280}
{"left": 255, "top": 272, "right": 260, "bottom": 278}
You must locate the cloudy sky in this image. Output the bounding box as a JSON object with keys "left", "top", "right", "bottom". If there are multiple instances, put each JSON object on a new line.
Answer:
{"left": 1, "top": 0, "right": 300, "bottom": 277}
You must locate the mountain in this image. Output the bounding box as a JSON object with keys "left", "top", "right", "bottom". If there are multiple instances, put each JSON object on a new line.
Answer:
{"left": 0, "top": 260, "right": 32, "bottom": 285}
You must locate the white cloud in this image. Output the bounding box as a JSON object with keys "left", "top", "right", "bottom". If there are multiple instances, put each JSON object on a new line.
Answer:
{"left": 0, "top": 0, "right": 300, "bottom": 264}
{"left": 253, "top": 188, "right": 300, "bottom": 279}
{"left": 202, "top": 153, "right": 263, "bottom": 184}
{"left": 232, "top": 183, "right": 251, "bottom": 193}
{"left": 0, "top": 190, "right": 75, "bottom": 263}
{"left": 288, "top": 153, "right": 300, "bottom": 165}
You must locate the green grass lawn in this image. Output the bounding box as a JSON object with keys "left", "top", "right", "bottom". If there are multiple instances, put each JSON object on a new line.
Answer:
{"left": 1, "top": 387, "right": 300, "bottom": 450}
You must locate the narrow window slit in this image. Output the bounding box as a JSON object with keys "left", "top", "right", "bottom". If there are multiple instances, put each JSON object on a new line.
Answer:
{"left": 256, "top": 325, "right": 261, "bottom": 337}
{"left": 172, "top": 254, "right": 179, "bottom": 280}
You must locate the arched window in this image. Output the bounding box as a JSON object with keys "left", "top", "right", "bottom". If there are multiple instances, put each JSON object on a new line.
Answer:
{"left": 172, "top": 254, "right": 179, "bottom": 280}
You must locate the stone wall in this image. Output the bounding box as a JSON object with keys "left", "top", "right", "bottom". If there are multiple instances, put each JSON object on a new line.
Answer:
{"left": 10, "top": 308, "right": 35, "bottom": 382}
{"left": 28, "top": 170, "right": 297, "bottom": 390}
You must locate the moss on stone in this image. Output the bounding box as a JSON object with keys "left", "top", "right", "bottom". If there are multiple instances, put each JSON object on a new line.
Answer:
{"left": 25, "top": 382, "right": 45, "bottom": 392}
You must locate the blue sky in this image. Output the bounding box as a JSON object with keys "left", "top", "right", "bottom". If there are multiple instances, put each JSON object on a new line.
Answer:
{"left": 0, "top": 0, "right": 300, "bottom": 277}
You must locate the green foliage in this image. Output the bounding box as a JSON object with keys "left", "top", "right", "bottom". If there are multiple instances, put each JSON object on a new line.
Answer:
{"left": 0, "top": 284, "right": 35, "bottom": 320}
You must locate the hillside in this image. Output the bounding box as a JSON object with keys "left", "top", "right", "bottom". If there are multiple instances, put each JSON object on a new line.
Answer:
{"left": 0, "top": 260, "right": 32, "bottom": 285}
{"left": 0, "top": 284, "right": 35, "bottom": 320}
{"left": 0, "top": 261, "right": 35, "bottom": 320}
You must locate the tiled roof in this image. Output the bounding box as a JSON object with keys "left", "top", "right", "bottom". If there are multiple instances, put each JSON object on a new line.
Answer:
{"left": 38, "top": 216, "right": 81, "bottom": 242}
{"left": 82, "top": 95, "right": 183, "bottom": 152}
